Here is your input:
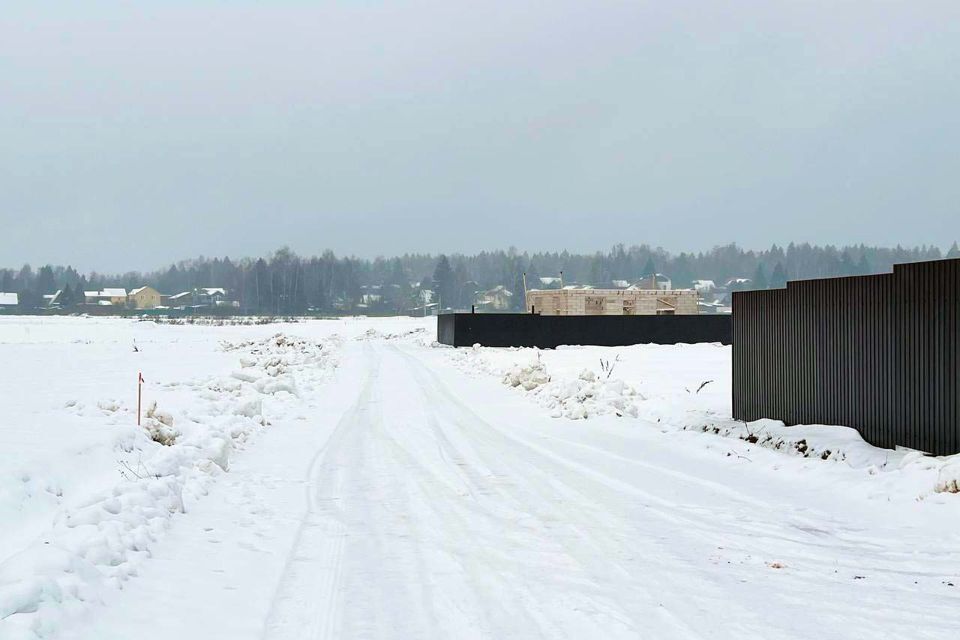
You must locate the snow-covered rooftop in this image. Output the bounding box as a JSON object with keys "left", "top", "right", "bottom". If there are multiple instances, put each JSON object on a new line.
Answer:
{"left": 484, "top": 285, "right": 512, "bottom": 295}
{"left": 0, "top": 292, "right": 18, "bottom": 306}
{"left": 692, "top": 279, "right": 716, "bottom": 291}
{"left": 86, "top": 288, "right": 127, "bottom": 298}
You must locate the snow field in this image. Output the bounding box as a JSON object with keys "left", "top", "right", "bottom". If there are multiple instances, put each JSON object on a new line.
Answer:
{"left": 2, "top": 316, "right": 959, "bottom": 639}
{"left": 0, "top": 318, "right": 357, "bottom": 639}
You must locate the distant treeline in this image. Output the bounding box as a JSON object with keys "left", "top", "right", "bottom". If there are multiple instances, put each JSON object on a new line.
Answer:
{"left": 2, "top": 242, "right": 958, "bottom": 314}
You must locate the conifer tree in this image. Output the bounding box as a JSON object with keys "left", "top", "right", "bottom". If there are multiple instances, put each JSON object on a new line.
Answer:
{"left": 752, "top": 264, "right": 769, "bottom": 290}
{"left": 769, "top": 263, "right": 787, "bottom": 288}
{"left": 59, "top": 283, "right": 75, "bottom": 308}
{"left": 432, "top": 255, "right": 455, "bottom": 310}
{"left": 642, "top": 257, "right": 656, "bottom": 277}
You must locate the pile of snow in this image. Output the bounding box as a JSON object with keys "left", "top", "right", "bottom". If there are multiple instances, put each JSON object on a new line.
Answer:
{"left": 142, "top": 401, "right": 179, "bottom": 446}
{"left": 456, "top": 345, "right": 643, "bottom": 420}
{"left": 221, "top": 332, "right": 332, "bottom": 363}
{"left": 681, "top": 419, "right": 863, "bottom": 464}
{"left": 0, "top": 332, "right": 340, "bottom": 639}
{"left": 501, "top": 360, "right": 551, "bottom": 391}
{"left": 934, "top": 458, "right": 960, "bottom": 493}
{"left": 220, "top": 333, "right": 338, "bottom": 398}
{"left": 355, "top": 326, "right": 429, "bottom": 342}
{"left": 672, "top": 407, "right": 960, "bottom": 498}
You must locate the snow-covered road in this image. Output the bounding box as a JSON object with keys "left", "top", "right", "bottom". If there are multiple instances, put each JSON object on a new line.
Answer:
{"left": 54, "top": 337, "right": 959, "bottom": 640}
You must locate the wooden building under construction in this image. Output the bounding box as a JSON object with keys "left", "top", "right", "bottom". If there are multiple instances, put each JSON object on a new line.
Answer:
{"left": 526, "top": 288, "right": 699, "bottom": 316}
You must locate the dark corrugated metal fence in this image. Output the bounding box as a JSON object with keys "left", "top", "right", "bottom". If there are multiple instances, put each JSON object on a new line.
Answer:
{"left": 732, "top": 258, "right": 960, "bottom": 455}
{"left": 437, "top": 313, "right": 732, "bottom": 348}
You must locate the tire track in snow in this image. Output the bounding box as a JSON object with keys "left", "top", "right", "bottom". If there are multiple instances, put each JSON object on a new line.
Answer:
{"left": 398, "top": 344, "right": 931, "bottom": 637}
{"left": 260, "top": 340, "right": 960, "bottom": 639}
{"left": 394, "top": 345, "right": 709, "bottom": 638}
{"left": 399, "top": 345, "right": 960, "bottom": 638}
{"left": 342, "top": 345, "right": 561, "bottom": 637}
{"left": 259, "top": 345, "right": 379, "bottom": 640}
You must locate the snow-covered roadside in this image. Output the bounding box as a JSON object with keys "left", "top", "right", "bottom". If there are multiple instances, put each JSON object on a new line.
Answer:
{"left": 20, "top": 321, "right": 960, "bottom": 640}
{"left": 446, "top": 343, "right": 699, "bottom": 421}
{"left": 445, "top": 342, "right": 960, "bottom": 498}
{"left": 0, "top": 320, "right": 341, "bottom": 639}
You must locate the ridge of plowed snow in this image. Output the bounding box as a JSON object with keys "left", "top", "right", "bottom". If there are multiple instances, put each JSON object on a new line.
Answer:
{"left": 0, "top": 333, "right": 339, "bottom": 640}
{"left": 451, "top": 345, "right": 643, "bottom": 419}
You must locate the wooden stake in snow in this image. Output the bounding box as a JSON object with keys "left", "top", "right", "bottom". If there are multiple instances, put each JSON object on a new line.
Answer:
{"left": 137, "top": 371, "right": 144, "bottom": 426}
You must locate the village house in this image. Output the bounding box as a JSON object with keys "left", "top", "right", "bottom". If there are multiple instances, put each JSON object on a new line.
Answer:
{"left": 692, "top": 279, "right": 716, "bottom": 293}
{"left": 724, "top": 277, "right": 751, "bottom": 289}
{"left": 475, "top": 285, "right": 513, "bottom": 311}
{"left": 537, "top": 277, "right": 562, "bottom": 289}
{"left": 0, "top": 292, "right": 18, "bottom": 311}
{"left": 84, "top": 288, "right": 128, "bottom": 306}
{"left": 697, "top": 299, "right": 731, "bottom": 314}
{"left": 407, "top": 288, "right": 437, "bottom": 315}
{"left": 166, "top": 291, "right": 192, "bottom": 308}
{"left": 166, "top": 288, "right": 231, "bottom": 309}
{"left": 633, "top": 273, "right": 672, "bottom": 290}
{"left": 359, "top": 285, "right": 384, "bottom": 308}
{"left": 129, "top": 286, "right": 162, "bottom": 309}
{"left": 198, "top": 288, "right": 227, "bottom": 305}
{"left": 43, "top": 290, "right": 63, "bottom": 308}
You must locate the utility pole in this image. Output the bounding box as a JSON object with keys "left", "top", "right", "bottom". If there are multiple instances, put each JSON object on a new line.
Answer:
{"left": 522, "top": 272, "right": 528, "bottom": 312}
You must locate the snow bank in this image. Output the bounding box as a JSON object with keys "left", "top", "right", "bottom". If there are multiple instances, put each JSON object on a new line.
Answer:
{"left": 355, "top": 326, "right": 430, "bottom": 342}
{"left": 446, "top": 342, "right": 960, "bottom": 498}
{"left": 142, "top": 316, "right": 304, "bottom": 326}
{"left": 0, "top": 332, "right": 339, "bottom": 640}
{"left": 454, "top": 345, "right": 643, "bottom": 419}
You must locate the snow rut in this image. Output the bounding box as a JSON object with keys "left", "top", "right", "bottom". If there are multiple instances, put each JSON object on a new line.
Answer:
{"left": 394, "top": 345, "right": 960, "bottom": 639}
{"left": 251, "top": 341, "right": 960, "bottom": 639}
{"left": 259, "top": 352, "right": 377, "bottom": 640}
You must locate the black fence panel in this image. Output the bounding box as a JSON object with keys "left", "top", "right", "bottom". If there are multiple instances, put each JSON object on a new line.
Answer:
{"left": 732, "top": 258, "right": 960, "bottom": 456}
{"left": 436, "top": 313, "right": 732, "bottom": 348}
{"left": 437, "top": 313, "right": 456, "bottom": 346}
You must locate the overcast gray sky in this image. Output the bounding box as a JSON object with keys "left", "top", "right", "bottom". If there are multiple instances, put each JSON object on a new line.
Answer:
{"left": 1, "top": 1, "right": 958, "bottom": 272}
